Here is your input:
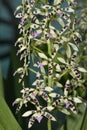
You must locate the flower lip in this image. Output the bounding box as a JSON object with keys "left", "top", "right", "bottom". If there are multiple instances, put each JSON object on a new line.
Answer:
{"left": 36, "top": 116, "right": 43, "bottom": 123}
{"left": 45, "top": 33, "right": 53, "bottom": 39}
{"left": 48, "top": 33, "right": 53, "bottom": 39}
{"left": 21, "top": 18, "right": 25, "bottom": 23}
{"left": 33, "top": 31, "right": 39, "bottom": 38}
{"left": 37, "top": 62, "right": 43, "bottom": 68}
{"left": 65, "top": 102, "right": 70, "bottom": 108}
{"left": 59, "top": 13, "right": 63, "bottom": 17}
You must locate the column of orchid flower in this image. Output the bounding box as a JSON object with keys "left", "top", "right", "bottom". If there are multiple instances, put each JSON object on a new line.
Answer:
{"left": 13, "top": 0, "right": 86, "bottom": 129}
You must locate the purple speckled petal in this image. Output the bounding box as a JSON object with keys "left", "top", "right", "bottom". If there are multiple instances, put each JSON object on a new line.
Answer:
{"left": 36, "top": 116, "right": 43, "bottom": 123}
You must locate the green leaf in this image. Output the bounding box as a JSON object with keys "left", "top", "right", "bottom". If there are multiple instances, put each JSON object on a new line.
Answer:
{"left": 81, "top": 106, "right": 87, "bottom": 130}
{"left": 0, "top": 97, "right": 22, "bottom": 130}
{"left": 0, "top": 65, "right": 4, "bottom": 97}
{"left": 60, "top": 104, "right": 87, "bottom": 130}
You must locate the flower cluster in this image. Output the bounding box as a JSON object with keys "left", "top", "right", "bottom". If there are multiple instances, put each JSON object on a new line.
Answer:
{"left": 14, "top": 0, "right": 86, "bottom": 129}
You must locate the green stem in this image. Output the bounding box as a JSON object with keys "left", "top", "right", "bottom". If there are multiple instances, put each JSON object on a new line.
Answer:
{"left": 48, "top": 119, "right": 52, "bottom": 130}
{"left": 47, "top": 39, "right": 52, "bottom": 130}
{"left": 64, "top": 118, "right": 67, "bottom": 130}
{"left": 47, "top": 77, "right": 52, "bottom": 130}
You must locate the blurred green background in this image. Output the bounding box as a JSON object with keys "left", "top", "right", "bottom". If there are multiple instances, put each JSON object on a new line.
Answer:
{"left": 0, "top": 0, "right": 87, "bottom": 130}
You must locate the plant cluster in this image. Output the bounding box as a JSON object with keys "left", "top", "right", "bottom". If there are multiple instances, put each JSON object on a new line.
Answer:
{"left": 13, "top": 0, "right": 87, "bottom": 129}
